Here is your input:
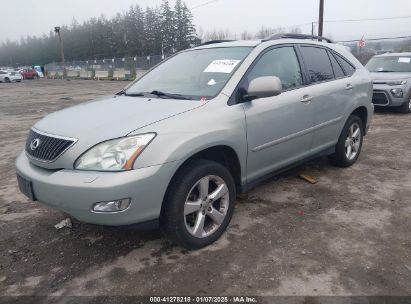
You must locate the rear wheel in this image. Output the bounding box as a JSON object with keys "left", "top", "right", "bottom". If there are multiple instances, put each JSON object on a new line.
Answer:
{"left": 160, "top": 160, "right": 236, "bottom": 249}
{"left": 329, "top": 115, "right": 364, "bottom": 167}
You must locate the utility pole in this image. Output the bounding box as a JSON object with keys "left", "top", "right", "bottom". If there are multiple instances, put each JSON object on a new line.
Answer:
{"left": 318, "top": 0, "right": 324, "bottom": 37}
{"left": 311, "top": 22, "right": 315, "bottom": 36}
{"left": 54, "top": 26, "right": 66, "bottom": 79}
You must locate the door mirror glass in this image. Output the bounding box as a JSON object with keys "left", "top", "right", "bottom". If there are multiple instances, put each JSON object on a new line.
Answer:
{"left": 245, "top": 76, "right": 282, "bottom": 101}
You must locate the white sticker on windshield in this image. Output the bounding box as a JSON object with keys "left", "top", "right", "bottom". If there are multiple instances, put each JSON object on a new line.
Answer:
{"left": 207, "top": 79, "right": 217, "bottom": 86}
{"left": 204, "top": 59, "right": 241, "bottom": 73}
{"left": 398, "top": 57, "right": 411, "bottom": 63}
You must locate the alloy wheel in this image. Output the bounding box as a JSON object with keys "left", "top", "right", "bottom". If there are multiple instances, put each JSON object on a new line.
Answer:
{"left": 344, "top": 122, "right": 361, "bottom": 161}
{"left": 184, "top": 175, "right": 229, "bottom": 238}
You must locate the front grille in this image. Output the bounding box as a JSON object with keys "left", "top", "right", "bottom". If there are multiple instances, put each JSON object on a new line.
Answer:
{"left": 25, "top": 129, "right": 76, "bottom": 162}
{"left": 372, "top": 92, "right": 389, "bottom": 105}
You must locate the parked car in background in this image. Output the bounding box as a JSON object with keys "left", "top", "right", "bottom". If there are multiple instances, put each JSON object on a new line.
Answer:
{"left": 366, "top": 52, "right": 411, "bottom": 113}
{"left": 16, "top": 34, "right": 373, "bottom": 249}
{"left": 8, "top": 70, "right": 23, "bottom": 82}
{"left": 33, "top": 65, "right": 44, "bottom": 78}
{"left": 21, "top": 69, "right": 39, "bottom": 79}
{"left": 0, "top": 71, "right": 12, "bottom": 82}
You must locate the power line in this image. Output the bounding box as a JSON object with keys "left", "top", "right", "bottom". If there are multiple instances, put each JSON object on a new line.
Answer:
{"left": 285, "top": 15, "right": 411, "bottom": 29}
{"left": 325, "top": 15, "right": 411, "bottom": 23}
{"left": 336, "top": 35, "right": 411, "bottom": 43}
{"left": 191, "top": 0, "right": 220, "bottom": 10}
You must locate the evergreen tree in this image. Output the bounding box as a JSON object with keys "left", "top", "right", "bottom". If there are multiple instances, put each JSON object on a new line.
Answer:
{"left": 160, "top": 0, "right": 176, "bottom": 55}
{"left": 144, "top": 7, "right": 162, "bottom": 56}
{"left": 174, "top": 0, "right": 199, "bottom": 51}
{"left": 0, "top": 1, "right": 201, "bottom": 66}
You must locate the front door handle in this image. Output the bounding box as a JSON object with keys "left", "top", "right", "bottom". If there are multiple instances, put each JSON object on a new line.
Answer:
{"left": 346, "top": 84, "right": 354, "bottom": 91}
{"left": 300, "top": 95, "right": 313, "bottom": 103}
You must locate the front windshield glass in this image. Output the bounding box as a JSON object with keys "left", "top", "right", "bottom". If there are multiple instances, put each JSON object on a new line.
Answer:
{"left": 366, "top": 56, "right": 411, "bottom": 72}
{"left": 125, "top": 47, "right": 252, "bottom": 100}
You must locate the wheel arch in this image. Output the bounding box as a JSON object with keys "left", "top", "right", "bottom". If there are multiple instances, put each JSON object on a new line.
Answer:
{"left": 160, "top": 145, "right": 241, "bottom": 214}
{"left": 168, "top": 145, "right": 242, "bottom": 195}
{"left": 350, "top": 106, "right": 368, "bottom": 135}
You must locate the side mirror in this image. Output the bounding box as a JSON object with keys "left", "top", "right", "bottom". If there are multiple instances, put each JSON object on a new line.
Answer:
{"left": 245, "top": 76, "right": 282, "bottom": 101}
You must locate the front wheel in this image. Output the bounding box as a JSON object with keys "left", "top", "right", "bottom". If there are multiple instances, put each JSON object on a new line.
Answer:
{"left": 160, "top": 160, "right": 236, "bottom": 249}
{"left": 400, "top": 96, "right": 411, "bottom": 113}
{"left": 329, "top": 115, "right": 364, "bottom": 167}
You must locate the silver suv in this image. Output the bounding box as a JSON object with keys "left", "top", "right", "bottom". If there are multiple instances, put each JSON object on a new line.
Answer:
{"left": 366, "top": 52, "right": 411, "bottom": 113}
{"left": 16, "top": 34, "right": 373, "bottom": 249}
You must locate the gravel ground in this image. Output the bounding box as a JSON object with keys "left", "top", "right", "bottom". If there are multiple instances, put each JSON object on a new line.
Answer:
{"left": 0, "top": 79, "right": 410, "bottom": 299}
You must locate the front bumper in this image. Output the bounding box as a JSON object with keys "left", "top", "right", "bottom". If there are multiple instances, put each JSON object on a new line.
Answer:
{"left": 372, "top": 84, "right": 408, "bottom": 107}
{"left": 15, "top": 152, "right": 178, "bottom": 226}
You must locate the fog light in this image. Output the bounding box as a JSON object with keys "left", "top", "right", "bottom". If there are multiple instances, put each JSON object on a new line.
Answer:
{"left": 390, "top": 88, "right": 403, "bottom": 98}
{"left": 92, "top": 198, "right": 131, "bottom": 212}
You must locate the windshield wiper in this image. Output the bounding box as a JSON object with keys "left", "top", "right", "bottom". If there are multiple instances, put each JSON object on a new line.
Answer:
{"left": 374, "top": 70, "right": 396, "bottom": 73}
{"left": 118, "top": 90, "right": 192, "bottom": 99}
{"left": 115, "top": 89, "right": 127, "bottom": 96}
{"left": 116, "top": 89, "right": 147, "bottom": 97}
{"left": 125, "top": 92, "right": 145, "bottom": 97}
{"left": 147, "top": 90, "right": 192, "bottom": 100}
{"left": 116, "top": 89, "right": 145, "bottom": 97}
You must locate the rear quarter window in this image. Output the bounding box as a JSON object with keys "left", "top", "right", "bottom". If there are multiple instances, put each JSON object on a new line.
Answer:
{"left": 334, "top": 54, "right": 356, "bottom": 76}
{"left": 328, "top": 51, "right": 345, "bottom": 78}
{"left": 300, "top": 46, "right": 334, "bottom": 83}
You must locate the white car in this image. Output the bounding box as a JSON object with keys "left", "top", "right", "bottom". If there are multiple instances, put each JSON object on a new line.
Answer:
{"left": 0, "top": 71, "right": 12, "bottom": 83}
{"left": 8, "top": 71, "right": 23, "bottom": 82}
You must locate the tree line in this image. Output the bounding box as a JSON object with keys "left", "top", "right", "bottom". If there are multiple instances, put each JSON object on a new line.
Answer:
{"left": 0, "top": 0, "right": 199, "bottom": 66}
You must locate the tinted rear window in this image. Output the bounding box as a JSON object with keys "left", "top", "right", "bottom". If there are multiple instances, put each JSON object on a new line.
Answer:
{"left": 300, "top": 46, "right": 334, "bottom": 83}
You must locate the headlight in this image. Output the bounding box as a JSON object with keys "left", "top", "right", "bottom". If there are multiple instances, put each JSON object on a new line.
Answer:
{"left": 390, "top": 88, "right": 403, "bottom": 98}
{"left": 387, "top": 80, "right": 407, "bottom": 86}
{"left": 74, "top": 133, "right": 156, "bottom": 171}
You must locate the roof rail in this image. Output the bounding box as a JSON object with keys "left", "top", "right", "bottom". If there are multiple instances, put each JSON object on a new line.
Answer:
{"left": 262, "top": 33, "right": 334, "bottom": 43}
{"left": 200, "top": 40, "right": 235, "bottom": 46}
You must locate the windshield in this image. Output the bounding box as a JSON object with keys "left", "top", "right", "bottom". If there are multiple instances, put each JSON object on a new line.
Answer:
{"left": 366, "top": 56, "right": 411, "bottom": 72}
{"left": 125, "top": 47, "right": 252, "bottom": 100}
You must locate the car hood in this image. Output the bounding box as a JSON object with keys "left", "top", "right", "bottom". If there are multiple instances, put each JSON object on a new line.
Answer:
{"left": 34, "top": 95, "right": 204, "bottom": 144}
{"left": 369, "top": 72, "right": 411, "bottom": 81}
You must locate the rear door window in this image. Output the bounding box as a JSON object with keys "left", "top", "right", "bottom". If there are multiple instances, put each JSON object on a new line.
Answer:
{"left": 300, "top": 46, "right": 334, "bottom": 83}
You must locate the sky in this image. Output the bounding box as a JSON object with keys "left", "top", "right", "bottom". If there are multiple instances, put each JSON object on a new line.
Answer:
{"left": 1, "top": 0, "right": 411, "bottom": 43}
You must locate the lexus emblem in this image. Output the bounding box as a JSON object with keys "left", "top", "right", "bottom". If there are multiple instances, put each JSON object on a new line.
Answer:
{"left": 30, "top": 138, "right": 41, "bottom": 151}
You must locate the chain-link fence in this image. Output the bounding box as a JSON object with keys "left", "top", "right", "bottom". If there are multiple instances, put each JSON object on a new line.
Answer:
{"left": 44, "top": 55, "right": 165, "bottom": 80}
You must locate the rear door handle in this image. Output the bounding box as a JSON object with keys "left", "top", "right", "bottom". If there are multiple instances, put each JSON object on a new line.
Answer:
{"left": 300, "top": 95, "right": 313, "bottom": 103}
{"left": 346, "top": 84, "right": 354, "bottom": 91}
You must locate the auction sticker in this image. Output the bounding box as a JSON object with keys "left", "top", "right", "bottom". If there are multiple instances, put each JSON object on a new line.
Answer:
{"left": 398, "top": 57, "right": 411, "bottom": 63}
{"left": 204, "top": 59, "right": 241, "bottom": 73}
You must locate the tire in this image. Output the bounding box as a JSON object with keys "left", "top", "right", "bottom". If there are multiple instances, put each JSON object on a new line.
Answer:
{"left": 400, "top": 96, "right": 411, "bottom": 113}
{"left": 5, "top": 77, "right": 10, "bottom": 83}
{"left": 160, "top": 159, "right": 236, "bottom": 249}
{"left": 329, "top": 115, "right": 364, "bottom": 168}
